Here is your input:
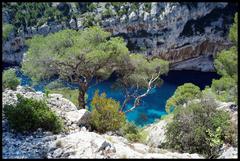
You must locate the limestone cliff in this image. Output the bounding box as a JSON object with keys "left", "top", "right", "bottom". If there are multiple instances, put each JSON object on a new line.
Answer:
{"left": 2, "top": 2, "right": 237, "bottom": 71}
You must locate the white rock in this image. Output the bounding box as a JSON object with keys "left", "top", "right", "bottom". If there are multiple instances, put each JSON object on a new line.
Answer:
{"left": 69, "top": 18, "right": 76, "bottom": 29}
{"left": 144, "top": 119, "right": 168, "bottom": 147}
{"left": 37, "top": 23, "right": 50, "bottom": 35}
{"left": 65, "top": 109, "right": 91, "bottom": 126}
{"left": 129, "top": 12, "right": 138, "bottom": 21}
{"left": 218, "top": 146, "right": 238, "bottom": 159}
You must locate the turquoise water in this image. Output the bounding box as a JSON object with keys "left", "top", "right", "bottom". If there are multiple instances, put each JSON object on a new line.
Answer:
{"left": 15, "top": 70, "right": 220, "bottom": 127}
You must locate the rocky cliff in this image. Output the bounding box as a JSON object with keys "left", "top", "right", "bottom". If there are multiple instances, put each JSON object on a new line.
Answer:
{"left": 2, "top": 2, "right": 237, "bottom": 71}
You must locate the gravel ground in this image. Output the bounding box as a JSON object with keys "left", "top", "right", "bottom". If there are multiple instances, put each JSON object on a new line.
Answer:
{"left": 2, "top": 119, "right": 59, "bottom": 159}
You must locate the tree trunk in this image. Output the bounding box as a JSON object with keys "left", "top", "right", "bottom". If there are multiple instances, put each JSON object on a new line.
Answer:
{"left": 78, "top": 82, "right": 88, "bottom": 109}
{"left": 78, "top": 89, "right": 86, "bottom": 109}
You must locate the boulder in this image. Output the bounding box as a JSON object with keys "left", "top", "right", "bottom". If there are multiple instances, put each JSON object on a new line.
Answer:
{"left": 143, "top": 119, "right": 168, "bottom": 148}
{"left": 129, "top": 12, "right": 138, "bottom": 22}
{"left": 69, "top": 18, "right": 76, "bottom": 29}
{"left": 150, "top": 3, "right": 158, "bottom": 16}
{"left": 37, "top": 23, "right": 50, "bottom": 35}
{"left": 47, "top": 131, "right": 115, "bottom": 158}
{"left": 76, "top": 17, "right": 83, "bottom": 29}
{"left": 65, "top": 109, "right": 91, "bottom": 126}
{"left": 50, "top": 24, "right": 63, "bottom": 33}
{"left": 218, "top": 146, "right": 238, "bottom": 159}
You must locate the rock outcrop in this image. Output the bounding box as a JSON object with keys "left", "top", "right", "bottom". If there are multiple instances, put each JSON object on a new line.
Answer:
{"left": 2, "top": 86, "right": 205, "bottom": 159}
{"left": 143, "top": 119, "right": 168, "bottom": 148}
{"left": 218, "top": 145, "right": 238, "bottom": 159}
{"left": 2, "top": 2, "right": 237, "bottom": 71}
{"left": 47, "top": 131, "right": 204, "bottom": 159}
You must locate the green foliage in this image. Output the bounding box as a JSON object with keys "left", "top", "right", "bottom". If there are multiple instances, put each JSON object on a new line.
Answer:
{"left": 229, "top": 13, "right": 238, "bottom": 44}
{"left": 121, "top": 122, "right": 147, "bottom": 143}
{"left": 22, "top": 26, "right": 129, "bottom": 108}
{"left": 206, "top": 127, "right": 224, "bottom": 158}
{"left": 90, "top": 90, "right": 126, "bottom": 133}
{"left": 144, "top": 3, "right": 151, "bottom": 13}
{"left": 2, "top": 68, "right": 20, "bottom": 90}
{"left": 130, "top": 3, "right": 140, "bottom": 12}
{"left": 121, "top": 54, "right": 169, "bottom": 88}
{"left": 165, "top": 98, "right": 235, "bottom": 158}
{"left": 214, "top": 46, "right": 237, "bottom": 79}
{"left": 4, "top": 94, "right": 63, "bottom": 133}
{"left": 82, "top": 13, "right": 97, "bottom": 27}
{"left": 211, "top": 12, "right": 238, "bottom": 105}
{"left": 2, "top": 23, "right": 14, "bottom": 41}
{"left": 211, "top": 77, "right": 237, "bottom": 103}
{"left": 3, "top": 2, "right": 72, "bottom": 28}
{"left": 86, "top": 3, "right": 97, "bottom": 12}
{"left": 102, "top": 8, "right": 115, "bottom": 19}
{"left": 111, "top": 2, "right": 122, "bottom": 11}
{"left": 165, "top": 83, "right": 201, "bottom": 113}
{"left": 47, "top": 87, "right": 81, "bottom": 106}
{"left": 45, "top": 80, "right": 65, "bottom": 90}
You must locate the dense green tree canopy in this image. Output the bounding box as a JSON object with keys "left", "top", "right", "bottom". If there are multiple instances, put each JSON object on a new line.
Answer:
{"left": 165, "top": 83, "right": 201, "bottom": 113}
{"left": 22, "top": 26, "right": 129, "bottom": 108}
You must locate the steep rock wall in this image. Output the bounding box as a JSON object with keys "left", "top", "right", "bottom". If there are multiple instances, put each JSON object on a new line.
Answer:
{"left": 2, "top": 2, "right": 237, "bottom": 71}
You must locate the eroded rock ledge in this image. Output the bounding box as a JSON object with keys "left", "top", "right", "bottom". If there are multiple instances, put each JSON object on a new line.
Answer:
{"left": 2, "top": 3, "right": 237, "bottom": 71}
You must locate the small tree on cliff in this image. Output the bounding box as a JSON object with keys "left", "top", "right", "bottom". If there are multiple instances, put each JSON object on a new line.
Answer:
{"left": 22, "top": 26, "right": 129, "bottom": 109}
{"left": 115, "top": 54, "right": 169, "bottom": 113}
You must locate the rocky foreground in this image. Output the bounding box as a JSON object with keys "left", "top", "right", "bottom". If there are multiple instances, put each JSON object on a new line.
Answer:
{"left": 2, "top": 86, "right": 238, "bottom": 159}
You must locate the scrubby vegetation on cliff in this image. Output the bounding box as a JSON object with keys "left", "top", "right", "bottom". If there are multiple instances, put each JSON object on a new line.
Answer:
{"left": 4, "top": 94, "right": 63, "bottom": 134}
{"left": 164, "top": 12, "right": 238, "bottom": 159}
{"left": 165, "top": 94, "right": 235, "bottom": 158}
{"left": 2, "top": 68, "right": 20, "bottom": 90}
{"left": 211, "top": 13, "right": 238, "bottom": 104}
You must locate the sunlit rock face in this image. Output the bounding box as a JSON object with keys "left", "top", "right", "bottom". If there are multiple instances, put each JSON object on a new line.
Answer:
{"left": 102, "top": 2, "right": 236, "bottom": 71}
{"left": 2, "top": 2, "right": 237, "bottom": 71}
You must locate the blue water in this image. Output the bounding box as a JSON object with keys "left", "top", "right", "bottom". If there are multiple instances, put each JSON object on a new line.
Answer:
{"left": 14, "top": 69, "right": 220, "bottom": 127}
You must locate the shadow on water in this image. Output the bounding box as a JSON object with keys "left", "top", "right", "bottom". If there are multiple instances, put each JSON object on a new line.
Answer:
{"left": 12, "top": 69, "right": 220, "bottom": 127}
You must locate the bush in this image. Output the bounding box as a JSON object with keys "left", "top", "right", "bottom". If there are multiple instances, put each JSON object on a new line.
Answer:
{"left": 211, "top": 77, "right": 237, "bottom": 103}
{"left": 165, "top": 98, "right": 235, "bottom": 158}
{"left": 90, "top": 90, "right": 126, "bottom": 133}
{"left": 165, "top": 83, "right": 201, "bottom": 113}
{"left": 144, "top": 3, "right": 151, "bottom": 13}
{"left": 2, "top": 68, "right": 20, "bottom": 90}
{"left": 102, "top": 8, "right": 114, "bottom": 19}
{"left": 4, "top": 94, "right": 63, "bottom": 133}
{"left": 45, "top": 80, "right": 65, "bottom": 90}
{"left": 3, "top": 23, "right": 14, "bottom": 41}
{"left": 47, "top": 87, "right": 82, "bottom": 107}
{"left": 121, "top": 121, "right": 147, "bottom": 143}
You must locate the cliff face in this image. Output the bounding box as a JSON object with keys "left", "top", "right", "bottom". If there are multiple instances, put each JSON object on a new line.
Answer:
{"left": 2, "top": 2, "right": 237, "bottom": 71}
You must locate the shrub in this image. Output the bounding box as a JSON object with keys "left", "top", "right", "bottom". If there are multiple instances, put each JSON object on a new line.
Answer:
{"left": 45, "top": 80, "right": 65, "bottom": 90}
{"left": 121, "top": 121, "right": 147, "bottom": 143}
{"left": 4, "top": 94, "right": 63, "bottom": 133}
{"left": 90, "top": 90, "right": 126, "bottom": 133}
{"left": 211, "top": 77, "right": 237, "bottom": 103}
{"left": 2, "top": 68, "right": 20, "bottom": 90}
{"left": 165, "top": 98, "right": 235, "bottom": 158}
{"left": 3, "top": 23, "right": 14, "bottom": 41}
{"left": 102, "top": 8, "right": 114, "bottom": 19}
{"left": 144, "top": 3, "right": 151, "bottom": 13}
{"left": 45, "top": 87, "right": 88, "bottom": 106}
{"left": 47, "top": 87, "right": 81, "bottom": 106}
{"left": 165, "top": 83, "right": 201, "bottom": 113}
